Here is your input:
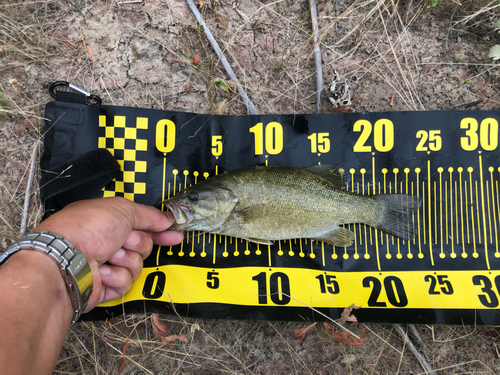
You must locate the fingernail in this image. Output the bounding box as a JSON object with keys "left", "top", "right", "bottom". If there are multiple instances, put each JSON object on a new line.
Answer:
{"left": 126, "top": 231, "right": 140, "bottom": 247}
{"left": 165, "top": 211, "right": 176, "bottom": 222}
{"left": 114, "top": 248, "right": 126, "bottom": 259}
{"left": 99, "top": 264, "right": 112, "bottom": 277}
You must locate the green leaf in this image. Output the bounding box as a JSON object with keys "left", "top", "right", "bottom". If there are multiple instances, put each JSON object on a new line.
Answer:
{"left": 213, "top": 78, "right": 229, "bottom": 94}
{"left": 190, "top": 323, "right": 200, "bottom": 334}
{"left": 488, "top": 45, "right": 500, "bottom": 61}
{"left": 425, "top": 0, "right": 441, "bottom": 7}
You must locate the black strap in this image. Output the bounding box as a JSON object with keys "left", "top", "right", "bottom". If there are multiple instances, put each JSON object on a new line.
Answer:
{"left": 54, "top": 91, "right": 87, "bottom": 104}
{"left": 40, "top": 149, "right": 121, "bottom": 216}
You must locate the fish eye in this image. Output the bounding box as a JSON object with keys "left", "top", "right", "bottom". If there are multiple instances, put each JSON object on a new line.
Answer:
{"left": 188, "top": 193, "right": 199, "bottom": 202}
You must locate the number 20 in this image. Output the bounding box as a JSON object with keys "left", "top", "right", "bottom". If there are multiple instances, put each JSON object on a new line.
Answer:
{"left": 353, "top": 119, "right": 394, "bottom": 152}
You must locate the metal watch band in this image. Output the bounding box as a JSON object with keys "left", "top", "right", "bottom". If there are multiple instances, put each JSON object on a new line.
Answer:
{"left": 0, "top": 230, "right": 93, "bottom": 323}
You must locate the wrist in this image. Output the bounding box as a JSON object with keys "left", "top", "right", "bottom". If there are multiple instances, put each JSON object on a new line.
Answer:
{"left": 5, "top": 250, "right": 74, "bottom": 320}
{"left": 0, "top": 231, "right": 93, "bottom": 323}
{"left": 0, "top": 250, "right": 74, "bottom": 374}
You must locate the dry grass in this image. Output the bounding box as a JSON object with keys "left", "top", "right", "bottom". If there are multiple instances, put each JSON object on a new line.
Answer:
{"left": 1, "top": 0, "right": 500, "bottom": 373}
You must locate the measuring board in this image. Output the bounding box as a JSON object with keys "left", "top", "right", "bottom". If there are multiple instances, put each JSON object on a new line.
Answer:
{"left": 42, "top": 102, "right": 500, "bottom": 324}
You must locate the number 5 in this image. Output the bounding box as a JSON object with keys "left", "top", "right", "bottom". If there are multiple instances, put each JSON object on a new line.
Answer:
{"left": 212, "top": 135, "right": 223, "bottom": 158}
{"left": 207, "top": 271, "right": 220, "bottom": 289}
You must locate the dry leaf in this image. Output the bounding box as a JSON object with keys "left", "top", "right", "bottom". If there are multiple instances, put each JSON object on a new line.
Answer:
{"left": 185, "top": 79, "right": 191, "bottom": 93}
{"left": 331, "top": 330, "right": 367, "bottom": 347}
{"left": 292, "top": 322, "right": 316, "bottom": 341}
{"left": 216, "top": 99, "right": 227, "bottom": 115}
{"left": 339, "top": 303, "right": 361, "bottom": 325}
{"left": 118, "top": 338, "right": 130, "bottom": 374}
{"left": 323, "top": 322, "right": 334, "bottom": 332}
{"left": 215, "top": 14, "right": 227, "bottom": 29}
{"left": 323, "top": 323, "right": 366, "bottom": 347}
{"left": 170, "top": 57, "right": 184, "bottom": 65}
{"left": 330, "top": 106, "right": 351, "bottom": 113}
{"left": 86, "top": 45, "right": 95, "bottom": 62}
{"left": 118, "top": 358, "right": 126, "bottom": 374}
{"left": 229, "top": 106, "right": 238, "bottom": 115}
{"left": 254, "top": 18, "right": 266, "bottom": 31}
{"left": 389, "top": 94, "right": 394, "bottom": 106}
{"left": 226, "top": 79, "right": 237, "bottom": 93}
{"left": 192, "top": 54, "right": 201, "bottom": 66}
{"left": 199, "top": 0, "right": 207, "bottom": 8}
{"left": 161, "top": 334, "right": 188, "bottom": 344}
{"left": 100, "top": 332, "right": 115, "bottom": 345}
{"left": 151, "top": 313, "right": 188, "bottom": 344}
{"left": 346, "top": 315, "right": 358, "bottom": 323}
{"left": 152, "top": 313, "right": 168, "bottom": 339}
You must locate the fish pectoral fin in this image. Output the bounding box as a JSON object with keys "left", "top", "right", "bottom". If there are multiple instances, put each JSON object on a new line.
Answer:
{"left": 244, "top": 237, "right": 274, "bottom": 245}
{"left": 314, "top": 227, "right": 354, "bottom": 247}
{"left": 237, "top": 204, "right": 266, "bottom": 221}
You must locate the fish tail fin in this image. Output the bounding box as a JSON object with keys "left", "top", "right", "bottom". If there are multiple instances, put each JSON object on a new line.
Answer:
{"left": 375, "top": 194, "right": 421, "bottom": 240}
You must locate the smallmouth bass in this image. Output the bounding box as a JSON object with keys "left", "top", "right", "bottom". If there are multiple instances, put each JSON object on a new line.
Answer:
{"left": 165, "top": 165, "right": 420, "bottom": 247}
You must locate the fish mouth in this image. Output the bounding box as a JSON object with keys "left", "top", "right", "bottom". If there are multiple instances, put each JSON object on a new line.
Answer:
{"left": 167, "top": 201, "right": 194, "bottom": 230}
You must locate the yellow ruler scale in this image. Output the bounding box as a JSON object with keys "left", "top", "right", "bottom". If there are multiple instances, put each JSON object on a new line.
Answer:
{"left": 100, "top": 266, "right": 500, "bottom": 310}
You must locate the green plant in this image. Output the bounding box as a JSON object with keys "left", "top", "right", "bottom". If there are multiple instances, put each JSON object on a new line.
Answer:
{"left": 426, "top": 0, "right": 443, "bottom": 7}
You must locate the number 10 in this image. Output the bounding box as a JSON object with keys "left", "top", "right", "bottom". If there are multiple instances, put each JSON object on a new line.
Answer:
{"left": 249, "top": 122, "right": 284, "bottom": 155}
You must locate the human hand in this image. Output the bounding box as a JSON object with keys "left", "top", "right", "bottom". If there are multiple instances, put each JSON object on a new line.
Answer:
{"left": 34, "top": 197, "right": 184, "bottom": 311}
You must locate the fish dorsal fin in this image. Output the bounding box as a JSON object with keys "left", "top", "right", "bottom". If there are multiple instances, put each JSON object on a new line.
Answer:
{"left": 302, "top": 165, "right": 344, "bottom": 188}
{"left": 314, "top": 227, "right": 354, "bottom": 247}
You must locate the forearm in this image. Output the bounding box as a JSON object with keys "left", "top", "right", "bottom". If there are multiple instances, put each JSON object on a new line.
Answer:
{"left": 0, "top": 250, "right": 73, "bottom": 375}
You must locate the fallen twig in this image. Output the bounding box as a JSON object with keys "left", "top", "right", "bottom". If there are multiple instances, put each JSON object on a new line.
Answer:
{"left": 309, "top": 0, "right": 323, "bottom": 114}
{"left": 60, "top": 34, "right": 77, "bottom": 48}
{"left": 394, "top": 324, "right": 436, "bottom": 375}
{"left": 186, "top": 0, "right": 259, "bottom": 115}
{"left": 20, "top": 141, "right": 38, "bottom": 236}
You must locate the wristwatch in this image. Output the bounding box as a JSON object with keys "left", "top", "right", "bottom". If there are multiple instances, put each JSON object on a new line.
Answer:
{"left": 0, "top": 230, "right": 93, "bottom": 323}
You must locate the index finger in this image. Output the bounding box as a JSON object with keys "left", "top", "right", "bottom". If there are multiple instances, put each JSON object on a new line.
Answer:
{"left": 120, "top": 199, "right": 175, "bottom": 233}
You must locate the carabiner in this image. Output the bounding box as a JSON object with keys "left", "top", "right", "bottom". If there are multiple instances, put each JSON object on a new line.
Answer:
{"left": 49, "top": 81, "right": 102, "bottom": 105}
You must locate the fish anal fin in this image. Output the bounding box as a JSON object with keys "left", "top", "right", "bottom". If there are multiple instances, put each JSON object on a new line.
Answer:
{"left": 314, "top": 227, "right": 354, "bottom": 247}
{"left": 244, "top": 237, "right": 274, "bottom": 245}
{"left": 302, "top": 165, "right": 346, "bottom": 188}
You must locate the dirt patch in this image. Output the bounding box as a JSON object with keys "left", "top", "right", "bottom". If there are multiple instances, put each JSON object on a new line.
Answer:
{"left": 1, "top": 0, "right": 500, "bottom": 374}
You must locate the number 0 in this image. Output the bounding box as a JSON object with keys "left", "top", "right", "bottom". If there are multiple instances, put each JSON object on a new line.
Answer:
{"left": 156, "top": 119, "right": 176, "bottom": 154}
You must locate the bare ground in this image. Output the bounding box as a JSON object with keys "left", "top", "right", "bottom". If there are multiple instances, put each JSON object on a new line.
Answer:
{"left": 1, "top": 0, "right": 500, "bottom": 373}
